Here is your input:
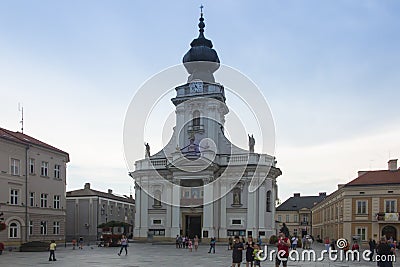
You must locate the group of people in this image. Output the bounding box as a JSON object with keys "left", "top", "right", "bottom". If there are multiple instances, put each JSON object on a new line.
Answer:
{"left": 175, "top": 235, "right": 199, "bottom": 252}
{"left": 231, "top": 235, "right": 263, "bottom": 267}
{"left": 228, "top": 236, "right": 263, "bottom": 251}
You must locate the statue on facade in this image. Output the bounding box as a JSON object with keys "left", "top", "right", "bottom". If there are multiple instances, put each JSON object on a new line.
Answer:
{"left": 145, "top": 143, "right": 150, "bottom": 158}
{"left": 248, "top": 134, "right": 255, "bottom": 153}
{"left": 233, "top": 190, "right": 241, "bottom": 205}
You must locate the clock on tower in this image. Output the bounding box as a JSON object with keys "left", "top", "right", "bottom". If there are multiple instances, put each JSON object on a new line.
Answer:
{"left": 189, "top": 81, "right": 203, "bottom": 94}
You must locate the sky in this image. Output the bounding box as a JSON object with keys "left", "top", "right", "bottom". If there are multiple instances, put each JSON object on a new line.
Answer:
{"left": 1, "top": 0, "right": 400, "bottom": 202}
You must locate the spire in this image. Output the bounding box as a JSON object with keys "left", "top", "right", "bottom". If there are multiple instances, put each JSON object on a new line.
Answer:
{"left": 190, "top": 6, "right": 213, "bottom": 48}
{"left": 198, "top": 5, "right": 205, "bottom": 38}
{"left": 182, "top": 6, "right": 220, "bottom": 82}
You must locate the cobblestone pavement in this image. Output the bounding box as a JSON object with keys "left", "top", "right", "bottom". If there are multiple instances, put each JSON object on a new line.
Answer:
{"left": 0, "top": 243, "right": 398, "bottom": 267}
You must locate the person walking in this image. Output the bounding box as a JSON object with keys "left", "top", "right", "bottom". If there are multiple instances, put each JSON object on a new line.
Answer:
{"left": 324, "top": 237, "right": 330, "bottom": 252}
{"left": 253, "top": 244, "right": 261, "bottom": 267}
{"left": 291, "top": 236, "right": 298, "bottom": 250}
{"left": 376, "top": 236, "right": 394, "bottom": 267}
{"left": 232, "top": 236, "right": 244, "bottom": 267}
{"left": 228, "top": 236, "right": 233, "bottom": 250}
{"left": 0, "top": 242, "right": 4, "bottom": 255}
{"left": 188, "top": 239, "right": 193, "bottom": 252}
{"left": 176, "top": 235, "right": 180, "bottom": 248}
{"left": 79, "top": 236, "right": 84, "bottom": 249}
{"left": 245, "top": 236, "right": 255, "bottom": 267}
{"left": 275, "top": 231, "right": 290, "bottom": 267}
{"left": 194, "top": 235, "right": 199, "bottom": 252}
{"left": 49, "top": 240, "right": 57, "bottom": 261}
{"left": 178, "top": 235, "right": 183, "bottom": 248}
{"left": 185, "top": 236, "right": 189, "bottom": 249}
{"left": 208, "top": 237, "right": 216, "bottom": 253}
{"left": 369, "top": 238, "right": 376, "bottom": 261}
{"left": 257, "top": 236, "right": 262, "bottom": 247}
{"left": 117, "top": 235, "right": 128, "bottom": 256}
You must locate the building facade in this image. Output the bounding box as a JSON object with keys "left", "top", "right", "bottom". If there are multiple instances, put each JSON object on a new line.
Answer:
{"left": 312, "top": 159, "right": 400, "bottom": 246}
{"left": 131, "top": 13, "right": 282, "bottom": 242}
{"left": 66, "top": 183, "right": 135, "bottom": 242}
{"left": 276, "top": 192, "right": 326, "bottom": 237}
{"left": 0, "top": 127, "right": 69, "bottom": 246}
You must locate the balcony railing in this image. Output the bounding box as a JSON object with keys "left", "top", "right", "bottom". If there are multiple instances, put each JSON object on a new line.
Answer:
{"left": 134, "top": 153, "right": 276, "bottom": 171}
{"left": 376, "top": 212, "right": 400, "bottom": 222}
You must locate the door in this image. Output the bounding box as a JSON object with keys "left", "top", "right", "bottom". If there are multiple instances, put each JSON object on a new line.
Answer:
{"left": 185, "top": 215, "right": 202, "bottom": 239}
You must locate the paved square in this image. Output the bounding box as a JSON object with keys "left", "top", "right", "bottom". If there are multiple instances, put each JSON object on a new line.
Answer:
{"left": 0, "top": 243, "right": 398, "bottom": 267}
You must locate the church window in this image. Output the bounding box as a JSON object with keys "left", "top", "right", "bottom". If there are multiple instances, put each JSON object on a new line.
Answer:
{"left": 266, "top": 190, "right": 272, "bottom": 212}
{"left": 153, "top": 190, "right": 162, "bottom": 207}
{"left": 192, "top": 110, "right": 200, "bottom": 127}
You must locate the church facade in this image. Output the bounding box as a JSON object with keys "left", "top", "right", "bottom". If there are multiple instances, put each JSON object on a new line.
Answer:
{"left": 131, "top": 12, "right": 281, "bottom": 242}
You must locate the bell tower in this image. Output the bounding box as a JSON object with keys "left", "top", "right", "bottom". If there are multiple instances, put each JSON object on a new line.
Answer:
{"left": 171, "top": 11, "right": 228, "bottom": 152}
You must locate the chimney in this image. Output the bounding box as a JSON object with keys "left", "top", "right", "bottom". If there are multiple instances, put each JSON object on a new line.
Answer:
{"left": 108, "top": 189, "right": 113, "bottom": 194}
{"left": 388, "top": 159, "right": 398, "bottom": 171}
{"left": 84, "top": 183, "right": 90, "bottom": 189}
{"left": 293, "top": 193, "right": 300, "bottom": 197}
{"left": 319, "top": 192, "right": 326, "bottom": 197}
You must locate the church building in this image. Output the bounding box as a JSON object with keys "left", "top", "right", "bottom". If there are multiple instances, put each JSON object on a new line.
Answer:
{"left": 131, "top": 11, "right": 282, "bottom": 242}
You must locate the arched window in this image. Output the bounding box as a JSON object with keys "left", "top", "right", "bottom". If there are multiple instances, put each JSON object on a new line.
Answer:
{"left": 153, "top": 190, "right": 162, "bottom": 207}
{"left": 232, "top": 188, "right": 241, "bottom": 206}
{"left": 266, "top": 190, "right": 272, "bottom": 212}
{"left": 9, "top": 222, "right": 19, "bottom": 238}
{"left": 192, "top": 110, "right": 200, "bottom": 127}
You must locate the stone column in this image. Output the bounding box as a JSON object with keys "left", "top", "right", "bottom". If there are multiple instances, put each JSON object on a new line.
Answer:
{"left": 171, "top": 180, "right": 180, "bottom": 237}
{"left": 140, "top": 184, "right": 148, "bottom": 238}
{"left": 134, "top": 183, "right": 141, "bottom": 238}
{"left": 246, "top": 183, "right": 257, "bottom": 236}
{"left": 219, "top": 182, "right": 227, "bottom": 239}
{"left": 202, "top": 177, "right": 214, "bottom": 239}
{"left": 258, "top": 184, "right": 266, "bottom": 235}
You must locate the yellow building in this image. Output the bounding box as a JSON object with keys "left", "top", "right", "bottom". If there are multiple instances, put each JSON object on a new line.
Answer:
{"left": 312, "top": 159, "right": 400, "bottom": 246}
{"left": 0, "top": 127, "right": 69, "bottom": 246}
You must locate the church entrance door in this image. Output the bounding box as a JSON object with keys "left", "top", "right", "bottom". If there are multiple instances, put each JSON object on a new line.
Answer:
{"left": 185, "top": 215, "right": 202, "bottom": 239}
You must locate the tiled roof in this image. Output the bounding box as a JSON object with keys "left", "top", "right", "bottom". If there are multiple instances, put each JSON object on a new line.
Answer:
{"left": 345, "top": 170, "right": 400, "bottom": 186}
{"left": 66, "top": 188, "right": 135, "bottom": 204}
{"left": 0, "top": 127, "right": 69, "bottom": 161}
{"left": 277, "top": 195, "right": 326, "bottom": 211}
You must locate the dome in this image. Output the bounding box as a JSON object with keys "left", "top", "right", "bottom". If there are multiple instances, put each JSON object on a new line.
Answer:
{"left": 183, "top": 11, "right": 220, "bottom": 83}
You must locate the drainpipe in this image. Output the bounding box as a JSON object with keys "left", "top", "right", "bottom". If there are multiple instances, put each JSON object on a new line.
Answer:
{"left": 25, "top": 145, "right": 30, "bottom": 243}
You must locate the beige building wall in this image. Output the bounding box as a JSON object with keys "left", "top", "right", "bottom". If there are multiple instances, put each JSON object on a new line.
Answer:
{"left": 312, "top": 184, "right": 400, "bottom": 247}
{"left": 0, "top": 136, "right": 69, "bottom": 246}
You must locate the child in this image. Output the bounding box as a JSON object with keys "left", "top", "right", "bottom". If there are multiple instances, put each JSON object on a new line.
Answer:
{"left": 188, "top": 239, "right": 193, "bottom": 252}
{"left": 49, "top": 240, "right": 57, "bottom": 261}
{"left": 253, "top": 243, "right": 262, "bottom": 266}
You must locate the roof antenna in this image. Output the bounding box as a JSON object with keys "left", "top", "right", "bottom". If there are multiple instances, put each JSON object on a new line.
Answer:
{"left": 18, "top": 103, "right": 24, "bottom": 133}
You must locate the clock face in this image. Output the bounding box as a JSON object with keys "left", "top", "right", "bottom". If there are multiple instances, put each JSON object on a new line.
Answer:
{"left": 189, "top": 81, "right": 203, "bottom": 93}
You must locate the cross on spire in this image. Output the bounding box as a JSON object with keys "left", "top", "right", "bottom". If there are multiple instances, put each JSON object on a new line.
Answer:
{"left": 200, "top": 4, "right": 204, "bottom": 15}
